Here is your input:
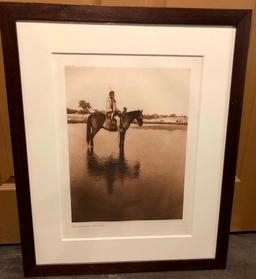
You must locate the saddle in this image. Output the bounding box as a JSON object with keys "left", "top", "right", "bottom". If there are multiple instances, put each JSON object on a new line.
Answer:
{"left": 103, "top": 111, "right": 125, "bottom": 132}
{"left": 103, "top": 117, "right": 118, "bottom": 131}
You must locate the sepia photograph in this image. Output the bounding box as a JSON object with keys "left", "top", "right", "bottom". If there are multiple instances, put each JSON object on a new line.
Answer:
{"left": 66, "top": 66, "right": 190, "bottom": 222}
{"left": 3, "top": 5, "right": 246, "bottom": 272}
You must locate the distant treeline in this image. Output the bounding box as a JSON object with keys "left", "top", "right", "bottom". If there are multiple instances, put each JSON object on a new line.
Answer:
{"left": 67, "top": 108, "right": 187, "bottom": 119}
{"left": 143, "top": 113, "right": 187, "bottom": 119}
{"left": 67, "top": 99, "right": 188, "bottom": 118}
{"left": 67, "top": 108, "right": 78, "bottom": 114}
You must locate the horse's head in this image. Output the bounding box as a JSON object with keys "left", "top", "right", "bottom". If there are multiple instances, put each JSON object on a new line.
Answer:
{"left": 135, "top": 110, "right": 143, "bottom": 126}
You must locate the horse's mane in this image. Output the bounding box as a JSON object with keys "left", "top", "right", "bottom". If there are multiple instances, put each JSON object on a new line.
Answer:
{"left": 126, "top": 110, "right": 141, "bottom": 114}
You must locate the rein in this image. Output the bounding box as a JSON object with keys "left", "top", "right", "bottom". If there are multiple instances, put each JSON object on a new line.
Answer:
{"left": 124, "top": 110, "right": 139, "bottom": 123}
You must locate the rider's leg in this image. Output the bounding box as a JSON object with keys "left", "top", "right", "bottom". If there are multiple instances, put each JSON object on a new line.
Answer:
{"left": 106, "top": 111, "right": 112, "bottom": 121}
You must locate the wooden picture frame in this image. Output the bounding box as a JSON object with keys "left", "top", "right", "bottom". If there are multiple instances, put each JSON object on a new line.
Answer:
{"left": 0, "top": 3, "right": 251, "bottom": 277}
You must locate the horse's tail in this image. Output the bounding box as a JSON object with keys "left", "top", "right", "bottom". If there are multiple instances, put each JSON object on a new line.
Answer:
{"left": 87, "top": 114, "right": 92, "bottom": 144}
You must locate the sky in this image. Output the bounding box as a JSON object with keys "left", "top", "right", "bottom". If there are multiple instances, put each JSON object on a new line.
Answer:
{"left": 65, "top": 66, "right": 190, "bottom": 115}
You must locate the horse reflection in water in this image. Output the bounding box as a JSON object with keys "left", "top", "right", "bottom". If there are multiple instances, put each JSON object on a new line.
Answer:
{"left": 86, "top": 149, "right": 140, "bottom": 194}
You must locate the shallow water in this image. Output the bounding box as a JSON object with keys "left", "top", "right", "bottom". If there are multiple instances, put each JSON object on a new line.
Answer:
{"left": 68, "top": 123, "right": 187, "bottom": 222}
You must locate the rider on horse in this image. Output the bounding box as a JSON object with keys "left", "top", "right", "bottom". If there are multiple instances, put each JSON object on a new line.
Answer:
{"left": 106, "top": 90, "right": 119, "bottom": 121}
{"left": 105, "top": 90, "right": 125, "bottom": 131}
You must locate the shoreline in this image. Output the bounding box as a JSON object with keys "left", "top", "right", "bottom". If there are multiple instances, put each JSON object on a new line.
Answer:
{"left": 67, "top": 115, "right": 188, "bottom": 125}
{"left": 67, "top": 119, "right": 187, "bottom": 126}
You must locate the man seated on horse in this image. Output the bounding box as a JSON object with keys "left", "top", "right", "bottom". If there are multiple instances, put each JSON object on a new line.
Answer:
{"left": 106, "top": 90, "right": 119, "bottom": 121}
{"left": 105, "top": 90, "right": 126, "bottom": 131}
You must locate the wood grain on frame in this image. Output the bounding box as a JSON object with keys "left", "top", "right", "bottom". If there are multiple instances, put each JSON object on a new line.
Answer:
{"left": 0, "top": 34, "right": 13, "bottom": 185}
{"left": 231, "top": 2, "right": 256, "bottom": 231}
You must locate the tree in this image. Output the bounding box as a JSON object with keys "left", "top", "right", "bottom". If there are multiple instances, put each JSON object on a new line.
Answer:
{"left": 78, "top": 100, "right": 92, "bottom": 113}
{"left": 67, "top": 108, "right": 78, "bottom": 114}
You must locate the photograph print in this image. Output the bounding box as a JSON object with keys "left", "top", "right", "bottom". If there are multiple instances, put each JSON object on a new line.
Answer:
{"left": 66, "top": 65, "right": 190, "bottom": 222}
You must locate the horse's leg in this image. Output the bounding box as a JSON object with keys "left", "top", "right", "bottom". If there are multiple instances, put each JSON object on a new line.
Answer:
{"left": 91, "top": 126, "right": 101, "bottom": 147}
{"left": 87, "top": 115, "right": 93, "bottom": 149}
{"left": 119, "top": 129, "right": 126, "bottom": 148}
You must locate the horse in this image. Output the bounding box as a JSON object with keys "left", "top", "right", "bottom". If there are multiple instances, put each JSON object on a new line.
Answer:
{"left": 86, "top": 110, "right": 143, "bottom": 149}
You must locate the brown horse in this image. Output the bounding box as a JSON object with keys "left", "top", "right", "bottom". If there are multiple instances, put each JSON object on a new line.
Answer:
{"left": 87, "top": 110, "right": 143, "bottom": 149}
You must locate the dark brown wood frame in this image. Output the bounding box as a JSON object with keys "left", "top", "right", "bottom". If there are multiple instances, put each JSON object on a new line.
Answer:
{"left": 0, "top": 2, "right": 252, "bottom": 277}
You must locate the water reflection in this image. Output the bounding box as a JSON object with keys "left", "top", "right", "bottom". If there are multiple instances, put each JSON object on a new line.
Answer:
{"left": 86, "top": 149, "right": 140, "bottom": 194}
